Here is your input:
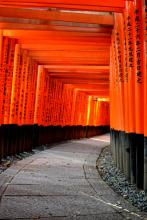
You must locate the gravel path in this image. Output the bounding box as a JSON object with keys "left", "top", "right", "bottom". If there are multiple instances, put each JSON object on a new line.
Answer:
{"left": 0, "top": 134, "right": 147, "bottom": 219}
{"left": 97, "top": 145, "right": 147, "bottom": 212}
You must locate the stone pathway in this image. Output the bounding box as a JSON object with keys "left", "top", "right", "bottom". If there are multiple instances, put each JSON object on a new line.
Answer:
{"left": 0, "top": 134, "right": 146, "bottom": 219}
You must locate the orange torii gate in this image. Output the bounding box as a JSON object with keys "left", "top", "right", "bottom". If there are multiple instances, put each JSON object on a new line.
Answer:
{"left": 1, "top": 0, "right": 147, "bottom": 193}
{"left": 0, "top": 1, "right": 117, "bottom": 160}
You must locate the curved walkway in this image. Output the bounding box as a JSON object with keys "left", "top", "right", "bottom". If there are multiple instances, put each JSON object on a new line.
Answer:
{"left": 0, "top": 134, "right": 146, "bottom": 220}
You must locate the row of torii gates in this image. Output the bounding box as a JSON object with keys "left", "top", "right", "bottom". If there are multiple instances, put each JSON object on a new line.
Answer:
{"left": 0, "top": 0, "right": 147, "bottom": 191}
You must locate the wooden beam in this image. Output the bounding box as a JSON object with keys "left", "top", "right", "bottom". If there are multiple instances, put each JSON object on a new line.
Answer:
{"left": 0, "top": 7, "right": 114, "bottom": 25}
{"left": 21, "top": 44, "right": 110, "bottom": 51}
{"left": 3, "top": 30, "right": 111, "bottom": 39}
{"left": 79, "top": 91, "right": 109, "bottom": 97}
{"left": 0, "top": 0, "right": 125, "bottom": 12}
{"left": 0, "top": 0, "right": 125, "bottom": 7}
{"left": 29, "top": 56, "right": 110, "bottom": 61}
{"left": 28, "top": 51, "right": 109, "bottom": 58}
{"left": 0, "top": 5, "right": 124, "bottom": 13}
{"left": 31, "top": 58, "right": 110, "bottom": 64}
{"left": 3, "top": 31, "right": 111, "bottom": 45}
{"left": 48, "top": 73, "right": 109, "bottom": 79}
{"left": 51, "top": 77, "right": 109, "bottom": 82}
{"left": 18, "top": 39, "right": 111, "bottom": 46}
{"left": 74, "top": 89, "right": 109, "bottom": 93}
{"left": 0, "top": 22, "right": 113, "bottom": 32}
{"left": 37, "top": 60, "right": 110, "bottom": 65}
{"left": 47, "top": 71, "right": 109, "bottom": 74}
{"left": 44, "top": 65, "right": 110, "bottom": 70}
{"left": 44, "top": 65, "right": 109, "bottom": 74}
{"left": 69, "top": 84, "right": 109, "bottom": 88}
